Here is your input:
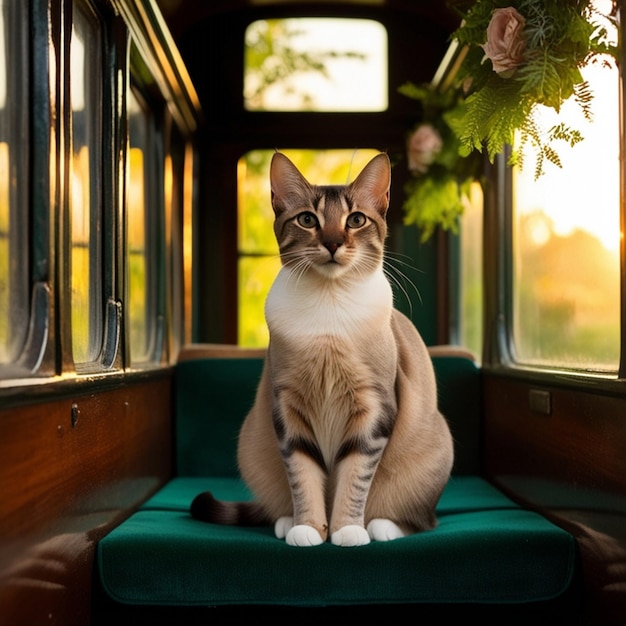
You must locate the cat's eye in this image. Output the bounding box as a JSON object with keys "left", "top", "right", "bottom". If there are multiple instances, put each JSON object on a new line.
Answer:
{"left": 296, "top": 212, "right": 319, "bottom": 229}
{"left": 346, "top": 212, "right": 368, "bottom": 229}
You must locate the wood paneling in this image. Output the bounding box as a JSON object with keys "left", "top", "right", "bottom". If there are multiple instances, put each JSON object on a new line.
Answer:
{"left": 482, "top": 373, "right": 626, "bottom": 624}
{"left": 0, "top": 372, "right": 173, "bottom": 626}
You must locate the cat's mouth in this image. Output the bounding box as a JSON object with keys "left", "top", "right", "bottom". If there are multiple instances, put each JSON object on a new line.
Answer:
{"left": 316, "top": 262, "right": 354, "bottom": 281}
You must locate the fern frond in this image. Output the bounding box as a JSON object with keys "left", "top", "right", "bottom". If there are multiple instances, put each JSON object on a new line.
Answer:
{"left": 573, "top": 80, "right": 594, "bottom": 120}
{"left": 543, "top": 145, "right": 562, "bottom": 168}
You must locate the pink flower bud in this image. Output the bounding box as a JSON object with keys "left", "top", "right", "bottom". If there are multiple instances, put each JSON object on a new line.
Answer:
{"left": 482, "top": 7, "right": 527, "bottom": 76}
{"left": 407, "top": 124, "right": 443, "bottom": 174}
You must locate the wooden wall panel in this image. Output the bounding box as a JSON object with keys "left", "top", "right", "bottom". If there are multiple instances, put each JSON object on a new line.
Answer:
{"left": 482, "top": 373, "right": 626, "bottom": 624}
{"left": 0, "top": 373, "right": 173, "bottom": 626}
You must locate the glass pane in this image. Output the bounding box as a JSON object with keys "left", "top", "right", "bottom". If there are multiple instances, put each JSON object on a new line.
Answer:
{"left": 244, "top": 18, "right": 387, "bottom": 112}
{"left": 127, "top": 88, "right": 157, "bottom": 363}
{"left": 457, "top": 182, "right": 483, "bottom": 360}
{"left": 511, "top": 61, "right": 620, "bottom": 371}
{"left": 164, "top": 134, "right": 185, "bottom": 358}
{"left": 237, "top": 149, "right": 381, "bottom": 347}
{"left": 70, "top": 2, "right": 102, "bottom": 364}
{"left": 0, "top": 0, "right": 29, "bottom": 365}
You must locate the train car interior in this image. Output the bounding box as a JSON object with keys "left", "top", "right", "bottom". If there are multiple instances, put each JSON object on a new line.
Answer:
{"left": 1, "top": 0, "right": 625, "bottom": 624}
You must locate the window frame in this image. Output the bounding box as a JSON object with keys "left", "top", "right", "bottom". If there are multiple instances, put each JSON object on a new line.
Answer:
{"left": 69, "top": 0, "right": 106, "bottom": 368}
{"left": 483, "top": 149, "right": 626, "bottom": 390}
{"left": 0, "top": 0, "right": 200, "bottom": 393}
{"left": 0, "top": 0, "right": 35, "bottom": 374}
{"left": 125, "top": 78, "right": 166, "bottom": 368}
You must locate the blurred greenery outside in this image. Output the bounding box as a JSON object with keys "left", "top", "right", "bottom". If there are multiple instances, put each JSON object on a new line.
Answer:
{"left": 0, "top": 142, "right": 8, "bottom": 359}
{"left": 457, "top": 182, "right": 483, "bottom": 360}
{"left": 127, "top": 147, "right": 149, "bottom": 362}
{"left": 512, "top": 57, "right": 620, "bottom": 371}
{"left": 513, "top": 212, "right": 620, "bottom": 370}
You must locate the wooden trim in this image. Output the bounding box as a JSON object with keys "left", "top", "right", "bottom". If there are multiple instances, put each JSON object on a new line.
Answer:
{"left": 178, "top": 343, "right": 267, "bottom": 361}
{"left": 178, "top": 343, "right": 476, "bottom": 362}
{"left": 482, "top": 372, "right": 626, "bottom": 622}
{"left": 110, "top": 0, "right": 202, "bottom": 136}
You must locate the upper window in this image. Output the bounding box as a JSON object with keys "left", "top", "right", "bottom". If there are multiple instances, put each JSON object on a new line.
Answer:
{"left": 0, "top": 0, "right": 29, "bottom": 367}
{"left": 244, "top": 18, "right": 387, "bottom": 112}
{"left": 511, "top": 58, "right": 620, "bottom": 372}
{"left": 70, "top": 1, "right": 103, "bottom": 366}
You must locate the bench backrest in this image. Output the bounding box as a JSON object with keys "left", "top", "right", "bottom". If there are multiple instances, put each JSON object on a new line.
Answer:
{"left": 175, "top": 354, "right": 481, "bottom": 477}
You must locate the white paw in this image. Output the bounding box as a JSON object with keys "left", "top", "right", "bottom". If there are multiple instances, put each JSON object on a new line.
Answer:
{"left": 285, "top": 524, "right": 324, "bottom": 547}
{"left": 331, "top": 525, "right": 370, "bottom": 547}
{"left": 274, "top": 516, "right": 294, "bottom": 539}
{"left": 366, "top": 518, "right": 407, "bottom": 541}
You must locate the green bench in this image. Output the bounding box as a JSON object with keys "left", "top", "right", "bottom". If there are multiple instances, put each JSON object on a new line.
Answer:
{"left": 94, "top": 352, "right": 580, "bottom": 622}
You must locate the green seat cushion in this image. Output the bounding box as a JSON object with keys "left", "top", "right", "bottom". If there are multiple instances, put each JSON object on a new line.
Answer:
{"left": 97, "top": 476, "right": 576, "bottom": 607}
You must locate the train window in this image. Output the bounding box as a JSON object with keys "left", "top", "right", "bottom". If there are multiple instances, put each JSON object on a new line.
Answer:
{"left": 237, "top": 149, "right": 381, "bottom": 346}
{"left": 127, "top": 87, "right": 161, "bottom": 364}
{"left": 164, "top": 123, "right": 187, "bottom": 357}
{"left": 243, "top": 18, "right": 387, "bottom": 112}
{"left": 70, "top": 1, "right": 103, "bottom": 365}
{"left": 511, "top": 59, "right": 620, "bottom": 371}
{"left": 455, "top": 182, "right": 484, "bottom": 360}
{"left": 0, "top": 0, "right": 29, "bottom": 366}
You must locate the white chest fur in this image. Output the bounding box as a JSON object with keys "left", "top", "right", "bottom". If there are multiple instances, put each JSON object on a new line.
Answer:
{"left": 265, "top": 266, "right": 393, "bottom": 340}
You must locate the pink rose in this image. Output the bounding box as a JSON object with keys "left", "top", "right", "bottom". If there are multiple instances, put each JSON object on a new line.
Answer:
{"left": 407, "top": 124, "right": 443, "bottom": 174}
{"left": 482, "top": 7, "right": 527, "bottom": 76}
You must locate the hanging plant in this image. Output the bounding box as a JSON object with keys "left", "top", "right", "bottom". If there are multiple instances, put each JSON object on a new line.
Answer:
{"left": 400, "top": 0, "right": 618, "bottom": 240}
{"left": 399, "top": 83, "right": 484, "bottom": 241}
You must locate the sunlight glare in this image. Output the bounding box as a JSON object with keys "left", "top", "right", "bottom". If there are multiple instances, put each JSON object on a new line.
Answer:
{"left": 514, "top": 58, "right": 620, "bottom": 253}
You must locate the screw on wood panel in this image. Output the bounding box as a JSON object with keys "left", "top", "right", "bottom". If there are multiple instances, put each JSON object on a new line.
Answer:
{"left": 528, "top": 389, "right": 551, "bottom": 415}
{"left": 71, "top": 403, "right": 80, "bottom": 428}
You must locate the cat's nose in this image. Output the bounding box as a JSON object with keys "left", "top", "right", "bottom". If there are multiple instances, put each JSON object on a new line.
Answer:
{"left": 323, "top": 241, "right": 342, "bottom": 256}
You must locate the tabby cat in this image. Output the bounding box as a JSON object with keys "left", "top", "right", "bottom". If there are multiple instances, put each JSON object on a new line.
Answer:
{"left": 191, "top": 152, "right": 454, "bottom": 547}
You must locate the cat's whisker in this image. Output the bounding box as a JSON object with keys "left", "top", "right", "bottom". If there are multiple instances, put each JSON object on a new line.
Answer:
{"left": 384, "top": 263, "right": 423, "bottom": 313}
{"left": 384, "top": 266, "right": 416, "bottom": 317}
{"left": 384, "top": 253, "right": 424, "bottom": 276}
{"left": 382, "top": 253, "right": 423, "bottom": 308}
{"left": 284, "top": 256, "right": 314, "bottom": 289}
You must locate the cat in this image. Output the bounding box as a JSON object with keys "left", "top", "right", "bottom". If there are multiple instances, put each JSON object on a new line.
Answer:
{"left": 191, "top": 152, "right": 454, "bottom": 547}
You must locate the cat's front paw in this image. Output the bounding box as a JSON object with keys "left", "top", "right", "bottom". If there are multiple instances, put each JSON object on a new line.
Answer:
{"left": 285, "top": 524, "right": 324, "bottom": 547}
{"left": 366, "top": 518, "right": 407, "bottom": 541}
{"left": 331, "top": 525, "right": 370, "bottom": 547}
{"left": 274, "top": 516, "right": 294, "bottom": 539}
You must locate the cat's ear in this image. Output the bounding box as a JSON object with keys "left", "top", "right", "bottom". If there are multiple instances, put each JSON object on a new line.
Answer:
{"left": 350, "top": 153, "right": 391, "bottom": 215}
{"left": 270, "top": 152, "right": 312, "bottom": 216}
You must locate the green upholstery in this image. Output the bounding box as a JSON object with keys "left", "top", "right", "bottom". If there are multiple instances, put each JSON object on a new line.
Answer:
{"left": 96, "top": 354, "right": 577, "bottom": 609}
{"left": 98, "top": 475, "right": 576, "bottom": 606}
{"left": 175, "top": 358, "right": 264, "bottom": 477}
{"left": 175, "top": 355, "right": 481, "bottom": 477}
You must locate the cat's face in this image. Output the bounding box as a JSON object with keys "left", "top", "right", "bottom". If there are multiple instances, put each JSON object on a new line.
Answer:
{"left": 269, "top": 153, "right": 391, "bottom": 280}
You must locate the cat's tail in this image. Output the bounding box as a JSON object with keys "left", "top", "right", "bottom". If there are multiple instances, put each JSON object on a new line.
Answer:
{"left": 190, "top": 491, "right": 273, "bottom": 526}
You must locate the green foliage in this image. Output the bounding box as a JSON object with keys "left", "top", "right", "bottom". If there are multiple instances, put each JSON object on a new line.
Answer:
{"left": 398, "top": 83, "right": 484, "bottom": 240}
{"left": 244, "top": 20, "right": 366, "bottom": 110}
{"left": 399, "top": 0, "right": 618, "bottom": 240}
{"left": 448, "top": 0, "right": 618, "bottom": 172}
{"left": 403, "top": 172, "right": 473, "bottom": 242}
